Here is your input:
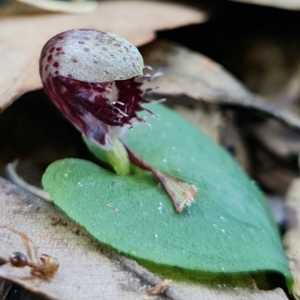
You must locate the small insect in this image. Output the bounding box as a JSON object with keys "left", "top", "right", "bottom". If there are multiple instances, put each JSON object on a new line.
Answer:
{"left": 0, "top": 225, "right": 59, "bottom": 279}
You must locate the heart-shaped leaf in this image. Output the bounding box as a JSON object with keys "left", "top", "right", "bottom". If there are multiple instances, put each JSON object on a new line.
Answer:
{"left": 43, "top": 104, "right": 293, "bottom": 290}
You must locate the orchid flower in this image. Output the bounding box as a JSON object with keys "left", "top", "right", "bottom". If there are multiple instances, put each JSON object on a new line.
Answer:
{"left": 39, "top": 29, "right": 197, "bottom": 212}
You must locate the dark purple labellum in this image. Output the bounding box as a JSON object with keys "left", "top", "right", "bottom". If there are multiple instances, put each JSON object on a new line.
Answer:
{"left": 54, "top": 76, "right": 148, "bottom": 126}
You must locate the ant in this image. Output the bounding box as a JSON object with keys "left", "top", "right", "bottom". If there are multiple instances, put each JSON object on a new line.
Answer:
{"left": 0, "top": 225, "right": 59, "bottom": 279}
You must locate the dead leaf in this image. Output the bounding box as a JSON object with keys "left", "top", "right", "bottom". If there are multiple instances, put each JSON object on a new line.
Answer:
{"left": 276, "top": 61, "right": 300, "bottom": 110}
{"left": 148, "top": 279, "right": 172, "bottom": 295}
{"left": 241, "top": 38, "right": 299, "bottom": 103}
{"left": 0, "top": 0, "right": 97, "bottom": 15}
{"left": 251, "top": 145, "right": 297, "bottom": 195}
{"left": 0, "top": 1, "right": 206, "bottom": 112}
{"left": 141, "top": 39, "right": 300, "bottom": 131}
{"left": 220, "top": 110, "right": 251, "bottom": 172}
{"left": 284, "top": 178, "right": 300, "bottom": 299}
{"left": 141, "top": 39, "right": 261, "bottom": 103}
{"left": 17, "top": 0, "right": 98, "bottom": 14}
{"left": 253, "top": 119, "right": 300, "bottom": 159}
{"left": 229, "top": 0, "right": 300, "bottom": 10}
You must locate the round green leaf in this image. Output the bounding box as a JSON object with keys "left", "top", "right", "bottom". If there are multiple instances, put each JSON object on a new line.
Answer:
{"left": 43, "top": 104, "right": 292, "bottom": 289}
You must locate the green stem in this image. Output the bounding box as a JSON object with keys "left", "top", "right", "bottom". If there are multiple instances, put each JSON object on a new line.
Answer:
{"left": 83, "top": 135, "right": 131, "bottom": 176}
{"left": 106, "top": 137, "right": 131, "bottom": 175}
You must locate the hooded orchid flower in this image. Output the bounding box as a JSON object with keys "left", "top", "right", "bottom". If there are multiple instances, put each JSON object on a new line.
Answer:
{"left": 40, "top": 29, "right": 152, "bottom": 149}
{"left": 39, "top": 29, "right": 197, "bottom": 212}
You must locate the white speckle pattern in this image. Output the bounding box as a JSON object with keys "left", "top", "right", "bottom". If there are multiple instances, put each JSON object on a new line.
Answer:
{"left": 40, "top": 29, "right": 144, "bottom": 83}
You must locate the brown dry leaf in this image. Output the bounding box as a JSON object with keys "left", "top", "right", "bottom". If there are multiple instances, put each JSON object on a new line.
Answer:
{"left": 229, "top": 0, "right": 300, "bottom": 10}
{"left": 148, "top": 279, "right": 172, "bottom": 295}
{"left": 0, "top": 1, "right": 206, "bottom": 112}
{"left": 141, "top": 39, "right": 300, "bottom": 131}
{"left": 284, "top": 178, "right": 300, "bottom": 299}
{"left": 220, "top": 110, "right": 251, "bottom": 172}
{"left": 17, "top": 0, "right": 98, "bottom": 14}
{"left": 0, "top": 0, "right": 97, "bottom": 15}
{"left": 0, "top": 178, "right": 289, "bottom": 300}
{"left": 255, "top": 161, "right": 296, "bottom": 195}
{"left": 252, "top": 119, "right": 300, "bottom": 160}
{"left": 241, "top": 38, "right": 300, "bottom": 103}
{"left": 277, "top": 61, "right": 300, "bottom": 110}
